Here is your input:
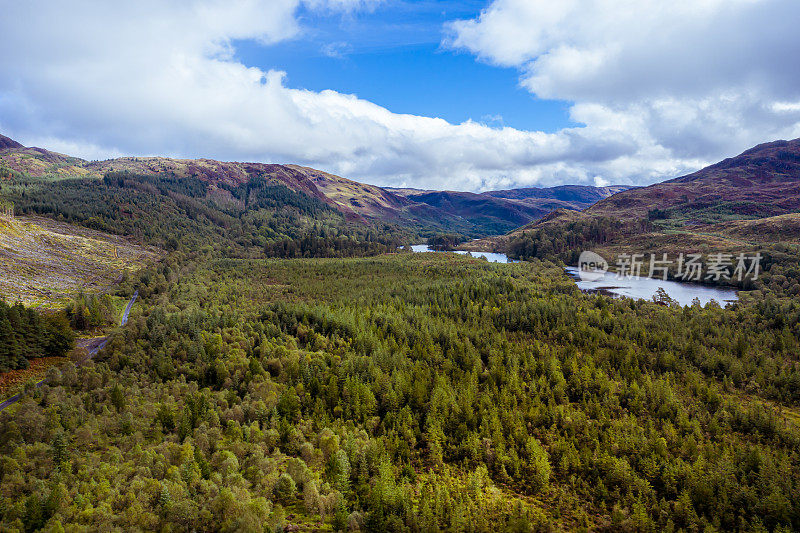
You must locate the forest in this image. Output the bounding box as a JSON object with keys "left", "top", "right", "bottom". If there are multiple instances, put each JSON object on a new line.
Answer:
{"left": 0, "top": 300, "right": 74, "bottom": 372}
{"left": 1, "top": 171, "right": 800, "bottom": 532}
{"left": 507, "top": 217, "right": 648, "bottom": 266}
{"left": 1, "top": 251, "right": 800, "bottom": 531}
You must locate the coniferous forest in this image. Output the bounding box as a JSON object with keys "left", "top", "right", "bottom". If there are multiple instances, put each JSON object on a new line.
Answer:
{"left": 1, "top": 169, "right": 800, "bottom": 532}
{"left": 0, "top": 301, "right": 74, "bottom": 372}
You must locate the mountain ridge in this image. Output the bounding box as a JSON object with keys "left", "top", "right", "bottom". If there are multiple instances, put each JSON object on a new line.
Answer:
{"left": 588, "top": 138, "right": 800, "bottom": 222}
{"left": 0, "top": 134, "right": 626, "bottom": 237}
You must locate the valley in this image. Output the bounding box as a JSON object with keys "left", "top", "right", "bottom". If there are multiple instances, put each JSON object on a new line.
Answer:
{"left": 1, "top": 133, "right": 800, "bottom": 532}
{"left": 5, "top": 4, "right": 800, "bottom": 531}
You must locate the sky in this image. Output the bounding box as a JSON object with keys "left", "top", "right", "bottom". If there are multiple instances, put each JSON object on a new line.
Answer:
{"left": 1, "top": 0, "right": 800, "bottom": 191}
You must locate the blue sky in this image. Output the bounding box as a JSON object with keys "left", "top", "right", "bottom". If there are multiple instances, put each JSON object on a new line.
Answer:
{"left": 233, "top": 1, "right": 576, "bottom": 133}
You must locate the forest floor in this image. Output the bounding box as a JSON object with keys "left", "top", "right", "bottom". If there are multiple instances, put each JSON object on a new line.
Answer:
{"left": 0, "top": 215, "right": 157, "bottom": 307}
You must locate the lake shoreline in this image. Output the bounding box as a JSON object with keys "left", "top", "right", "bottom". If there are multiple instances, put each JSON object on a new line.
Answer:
{"left": 564, "top": 266, "right": 739, "bottom": 306}
{"left": 409, "top": 245, "right": 739, "bottom": 306}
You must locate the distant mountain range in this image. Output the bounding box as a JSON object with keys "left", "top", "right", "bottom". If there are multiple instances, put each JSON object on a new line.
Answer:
{"left": 0, "top": 134, "right": 628, "bottom": 237}
{"left": 387, "top": 185, "right": 631, "bottom": 235}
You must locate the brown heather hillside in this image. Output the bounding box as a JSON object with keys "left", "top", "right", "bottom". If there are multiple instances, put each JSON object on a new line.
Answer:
{"left": 0, "top": 134, "right": 90, "bottom": 178}
{"left": 0, "top": 134, "right": 23, "bottom": 150}
{"left": 287, "top": 164, "right": 416, "bottom": 222}
{"left": 403, "top": 190, "right": 552, "bottom": 226}
{"left": 588, "top": 138, "right": 800, "bottom": 222}
{"left": 483, "top": 184, "right": 631, "bottom": 205}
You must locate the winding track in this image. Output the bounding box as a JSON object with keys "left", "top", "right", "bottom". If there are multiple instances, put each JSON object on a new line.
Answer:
{"left": 0, "top": 290, "right": 138, "bottom": 412}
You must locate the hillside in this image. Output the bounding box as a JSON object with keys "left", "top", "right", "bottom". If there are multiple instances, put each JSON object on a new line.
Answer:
{"left": 465, "top": 138, "right": 800, "bottom": 269}
{"left": 483, "top": 184, "right": 631, "bottom": 204}
{"left": 458, "top": 208, "right": 588, "bottom": 252}
{"left": 391, "top": 184, "right": 630, "bottom": 236}
{"left": 399, "top": 190, "right": 555, "bottom": 235}
{"left": 0, "top": 135, "right": 90, "bottom": 179}
{"left": 0, "top": 134, "right": 627, "bottom": 238}
{"left": 0, "top": 215, "right": 158, "bottom": 307}
{"left": 696, "top": 212, "right": 800, "bottom": 244}
{"left": 588, "top": 138, "right": 800, "bottom": 222}
{"left": 285, "top": 165, "right": 494, "bottom": 235}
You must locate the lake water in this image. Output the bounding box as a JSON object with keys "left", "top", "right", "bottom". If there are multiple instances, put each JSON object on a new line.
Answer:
{"left": 409, "top": 245, "right": 739, "bottom": 306}
{"left": 410, "top": 244, "right": 514, "bottom": 263}
{"left": 564, "top": 267, "right": 738, "bottom": 306}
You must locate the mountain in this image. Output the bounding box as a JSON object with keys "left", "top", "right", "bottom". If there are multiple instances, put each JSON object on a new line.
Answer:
{"left": 0, "top": 134, "right": 23, "bottom": 151}
{"left": 396, "top": 191, "right": 554, "bottom": 235}
{"left": 483, "top": 184, "right": 631, "bottom": 204}
{"left": 588, "top": 139, "right": 800, "bottom": 222}
{"left": 490, "top": 138, "right": 800, "bottom": 270}
{"left": 0, "top": 134, "right": 626, "bottom": 237}
{"left": 284, "top": 165, "right": 494, "bottom": 233}
{"left": 390, "top": 184, "right": 630, "bottom": 236}
{"left": 460, "top": 137, "right": 800, "bottom": 259}
{"left": 0, "top": 135, "right": 89, "bottom": 178}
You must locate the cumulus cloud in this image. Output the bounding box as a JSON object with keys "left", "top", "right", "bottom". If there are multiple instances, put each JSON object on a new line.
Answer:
{"left": 1, "top": 0, "right": 798, "bottom": 191}
{"left": 447, "top": 0, "right": 800, "bottom": 175}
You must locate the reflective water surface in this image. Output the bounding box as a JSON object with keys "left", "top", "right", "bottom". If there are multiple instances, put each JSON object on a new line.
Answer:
{"left": 409, "top": 245, "right": 738, "bottom": 306}
{"left": 410, "top": 244, "right": 514, "bottom": 263}
{"left": 564, "top": 267, "right": 739, "bottom": 306}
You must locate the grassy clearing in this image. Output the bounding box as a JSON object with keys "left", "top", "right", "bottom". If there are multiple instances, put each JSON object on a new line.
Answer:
{"left": 0, "top": 215, "right": 158, "bottom": 307}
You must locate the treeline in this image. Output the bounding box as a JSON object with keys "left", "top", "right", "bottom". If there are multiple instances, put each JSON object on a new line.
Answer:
{"left": 2, "top": 255, "right": 800, "bottom": 531}
{"left": 0, "top": 300, "right": 74, "bottom": 372}
{"left": 426, "top": 234, "right": 466, "bottom": 251}
{"left": 266, "top": 232, "right": 402, "bottom": 259}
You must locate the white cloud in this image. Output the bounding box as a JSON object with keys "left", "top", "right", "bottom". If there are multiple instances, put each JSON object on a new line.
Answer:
{"left": 446, "top": 0, "right": 800, "bottom": 180}
{"left": 1, "top": 0, "right": 798, "bottom": 192}
{"left": 593, "top": 176, "right": 609, "bottom": 188}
